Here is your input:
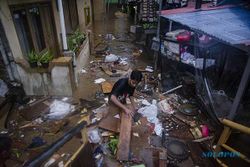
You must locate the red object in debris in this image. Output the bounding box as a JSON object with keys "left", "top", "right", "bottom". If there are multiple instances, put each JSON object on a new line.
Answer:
{"left": 201, "top": 125, "right": 209, "bottom": 137}
{"left": 148, "top": 123, "right": 155, "bottom": 133}
{"left": 176, "top": 31, "right": 191, "bottom": 42}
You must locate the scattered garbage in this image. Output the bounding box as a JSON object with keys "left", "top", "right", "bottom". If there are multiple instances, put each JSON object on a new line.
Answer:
{"left": 93, "top": 145, "right": 104, "bottom": 167}
{"left": 27, "top": 98, "right": 36, "bottom": 105}
{"left": 34, "top": 118, "right": 43, "bottom": 124}
{"left": 46, "top": 100, "right": 75, "bottom": 120}
{"left": 44, "top": 154, "right": 61, "bottom": 167}
{"left": 142, "top": 99, "right": 151, "bottom": 106}
{"left": 104, "top": 54, "right": 119, "bottom": 62}
{"left": 145, "top": 66, "right": 153, "bottom": 72}
{"left": 94, "top": 78, "right": 106, "bottom": 84}
{"left": 201, "top": 125, "right": 209, "bottom": 137}
{"left": 28, "top": 136, "right": 46, "bottom": 149}
{"left": 0, "top": 79, "right": 8, "bottom": 97}
{"left": 88, "top": 129, "right": 101, "bottom": 144}
{"left": 80, "top": 68, "right": 87, "bottom": 74}
{"left": 158, "top": 99, "right": 174, "bottom": 114}
{"left": 138, "top": 104, "right": 162, "bottom": 136}
{"left": 105, "top": 33, "right": 115, "bottom": 40}
{"left": 95, "top": 91, "right": 105, "bottom": 99}
{"left": 133, "top": 133, "right": 140, "bottom": 137}
{"left": 190, "top": 127, "right": 203, "bottom": 139}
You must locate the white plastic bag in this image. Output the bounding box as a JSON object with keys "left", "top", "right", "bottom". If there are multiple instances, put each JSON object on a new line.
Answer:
{"left": 88, "top": 129, "right": 101, "bottom": 143}
{"left": 46, "top": 100, "right": 74, "bottom": 120}
{"left": 105, "top": 54, "right": 119, "bottom": 62}
{"left": 138, "top": 104, "right": 162, "bottom": 136}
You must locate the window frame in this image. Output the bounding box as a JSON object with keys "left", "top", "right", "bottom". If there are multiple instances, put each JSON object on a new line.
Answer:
{"left": 10, "top": 2, "right": 59, "bottom": 58}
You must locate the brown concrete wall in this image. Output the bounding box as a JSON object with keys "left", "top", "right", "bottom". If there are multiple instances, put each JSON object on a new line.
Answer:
{"left": 77, "top": 0, "right": 93, "bottom": 32}
{"left": 0, "top": 0, "right": 23, "bottom": 60}
{"left": 93, "top": 0, "right": 105, "bottom": 21}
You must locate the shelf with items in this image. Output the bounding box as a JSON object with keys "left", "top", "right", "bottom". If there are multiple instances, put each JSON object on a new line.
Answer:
{"left": 160, "top": 37, "right": 196, "bottom": 68}
{"left": 139, "top": 0, "right": 159, "bottom": 23}
{"left": 160, "top": 29, "right": 219, "bottom": 68}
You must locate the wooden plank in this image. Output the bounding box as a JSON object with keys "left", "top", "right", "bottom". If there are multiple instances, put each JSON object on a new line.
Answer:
{"left": 159, "top": 149, "right": 167, "bottom": 167}
{"left": 117, "top": 112, "right": 132, "bottom": 161}
{"left": 98, "top": 114, "right": 120, "bottom": 133}
{"left": 101, "top": 81, "right": 114, "bottom": 94}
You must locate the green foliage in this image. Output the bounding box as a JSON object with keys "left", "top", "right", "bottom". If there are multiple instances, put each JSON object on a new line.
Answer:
{"left": 142, "top": 23, "right": 157, "bottom": 29}
{"left": 27, "top": 49, "right": 53, "bottom": 65}
{"left": 67, "top": 29, "right": 86, "bottom": 53}
{"left": 108, "top": 137, "right": 118, "bottom": 155}
{"left": 39, "top": 50, "right": 53, "bottom": 63}
{"left": 27, "top": 50, "right": 39, "bottom": 63}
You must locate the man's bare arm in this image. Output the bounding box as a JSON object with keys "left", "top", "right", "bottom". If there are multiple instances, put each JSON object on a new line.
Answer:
{"left": 110, "top": 95, "right": 134, "bottom": 116}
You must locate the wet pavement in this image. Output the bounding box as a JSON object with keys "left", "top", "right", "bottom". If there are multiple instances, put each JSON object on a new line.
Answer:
{"left": 73, "top": 5, "right": 152, "bottom": 101}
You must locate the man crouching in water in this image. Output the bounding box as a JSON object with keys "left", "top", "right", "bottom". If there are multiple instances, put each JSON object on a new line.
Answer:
{"left": 109, "top": 70, "right": 142, "bottom": 117}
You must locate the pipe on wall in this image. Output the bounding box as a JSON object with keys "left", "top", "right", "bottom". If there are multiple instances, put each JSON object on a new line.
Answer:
{"left": 57, "top": 0, "right": 68, "bottom": 51}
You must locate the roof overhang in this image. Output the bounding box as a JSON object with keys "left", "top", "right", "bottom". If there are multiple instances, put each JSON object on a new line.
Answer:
{"left": 161, "top": 7, "right": 250, "bottom": 53}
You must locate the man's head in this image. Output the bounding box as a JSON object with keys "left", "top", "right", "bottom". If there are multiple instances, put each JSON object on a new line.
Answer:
{"left": 129, "top": 70, "right": 143, "bottom": 87}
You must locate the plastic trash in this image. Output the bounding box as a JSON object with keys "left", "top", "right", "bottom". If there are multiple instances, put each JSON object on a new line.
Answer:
{"left": 201, "top": 125, "right": 209, "bottom": 137}
{"left": 142, "top": 99, "right": 151, "bottom": 106}
{"left": 138, "top": 104, "right": 162, "bottom": 136}
{"left": 94, "top": 78, "right": 106, "bottom": 84}
{"left": 88, "top": 129, "right": 101, "bottom": 144}
{"left": 0, "top": 79, "right": 8, "bottom": 97}
{"left": 46, "top": 100, "right": 74, "bottom": 120}
{"left": 28, "top": 136, "right": 46, "bottom": 148}
{"left": 104, "top": 54, "right": 119, "bottom": 62}
{"left": 44, "top": 154, "right": 60, "bottom": 167}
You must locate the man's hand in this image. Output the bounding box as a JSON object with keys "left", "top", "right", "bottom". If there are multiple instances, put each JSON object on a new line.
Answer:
{"left": 124, "top": 108, "right": 134, "bottom": 117}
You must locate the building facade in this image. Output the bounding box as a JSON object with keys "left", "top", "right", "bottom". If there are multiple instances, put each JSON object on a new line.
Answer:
{"left": 0, "top": 0, "right": 93, "bottom": 96}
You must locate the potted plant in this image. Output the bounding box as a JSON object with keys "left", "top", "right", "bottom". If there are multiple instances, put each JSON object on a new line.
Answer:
{"left": 39, "top": 50, "right": 53, "bottom": 68}
{"left": 67, "top": 29, "right": 86, "bottom": 53}
{"left": 28, "top": 51, "right": 39, "bottom": 68}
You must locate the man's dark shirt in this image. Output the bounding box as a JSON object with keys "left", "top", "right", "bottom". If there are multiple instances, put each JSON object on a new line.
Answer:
{"left": 109, "top": 78, "right": 135, "bottom": 104}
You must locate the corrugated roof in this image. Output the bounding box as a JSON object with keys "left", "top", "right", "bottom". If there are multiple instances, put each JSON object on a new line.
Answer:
{"left": 161, "top": 7, "right": 250, "bottom": 46}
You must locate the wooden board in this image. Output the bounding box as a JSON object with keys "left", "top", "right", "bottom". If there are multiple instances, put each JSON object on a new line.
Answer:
{"left": 101, "top": 81, "right": 114, "bottom": 94}
{"left": 98, "top": 114, "right": 120, "bottom": 133}
{"left": 117, "top": 112, "right": 132, "bottom": 161}
{"left": 159, "top": 149, "right": 167, "bottom": 167}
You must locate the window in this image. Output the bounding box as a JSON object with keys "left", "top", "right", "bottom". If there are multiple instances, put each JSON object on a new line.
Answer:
{"left": 11, "top": 3, "right": 58, "bottom": 57}
{"left": 63, "top": 0, "right": 79, "bottom": 33}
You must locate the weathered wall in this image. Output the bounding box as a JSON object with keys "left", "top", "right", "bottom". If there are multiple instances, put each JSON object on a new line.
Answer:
{"left": 0, "top": 0, "right": 23, "bottom": 60}
{"left": 50, "top": 66, "right": 73, "bottom": 96}
{"left": 76, "top": 39, "right": 90, "bottom": 75}
{"left": 16, "top": 65, "right": 48, "bottom": 95}
{"left": 77, "top": 0, "right": 93, "bottom": 32}
{"left": 16, "top": 65, "right": 74, "bottom": 96}
{"left": 93, "top": 0, "right": 105, "bottom": 21}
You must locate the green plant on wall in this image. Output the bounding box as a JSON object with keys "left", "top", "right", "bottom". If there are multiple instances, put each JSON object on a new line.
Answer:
{"left": 27, "top": 50, "right": 39, "bottom": 63}
{"left": 39, "top": 50, "right": 53, "bottom": 64}
{"left": 67, "top": 29, "right": 86, "bottom": 53}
